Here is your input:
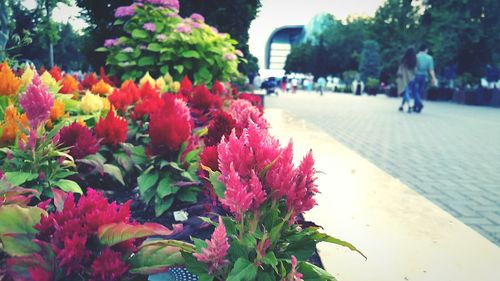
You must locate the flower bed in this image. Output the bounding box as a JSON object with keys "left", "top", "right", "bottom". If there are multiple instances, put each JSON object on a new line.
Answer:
{"left": 0, "top": 2, "right": 363, "bottom": 280}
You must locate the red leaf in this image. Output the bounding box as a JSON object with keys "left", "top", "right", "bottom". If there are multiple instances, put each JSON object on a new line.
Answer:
{"left": 51, "top": 188, "right": 68, "bottom": 212}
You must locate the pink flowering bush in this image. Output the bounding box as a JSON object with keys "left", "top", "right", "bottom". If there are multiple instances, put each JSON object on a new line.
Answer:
{"left": 99, "top": 0, "right": 241, "bottom": 84}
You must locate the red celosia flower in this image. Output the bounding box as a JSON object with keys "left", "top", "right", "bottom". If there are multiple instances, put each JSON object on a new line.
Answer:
{"left": 81, "top": 72, "right": 99, "bottom": 89}
{"left": 179, "top": 75, "right": 192, "bottom": 97}
{"left": 108, "top": 80, "right": 141, "bottom": 112}
{"left": 229, "top": 99, "right": 267, "bottom": 131}
{"left": 133, "top": 96, "right": 165, "bottom": 120}
{"left": 56, "top": 234, "right": 91, "bottom": 275}
{"left": 200, "top": 145, "right": 219, "bottom": 172}
{"left": 149, "top": 95, "right": 192, "bottom": 158}
{"left": 90, "top": 248, "right": 129, "bottom": 281}
{"left": 49, "top": 65, "right": 62, "bottom": 81}
{"left": 28, "top": 266, "right": 54, "bottom": 281}
{"left": 190, "top": 85, "right": 217, "bottom": 111}
{"left": 140, "top": 81, "right": 160, "bottom": 100}
{"left": 238, "top": 93, "right": 263, "bottom": 112}
{"left": 94, "top": 110, "right": 128, "bottom": 147}
{"left": 59, "top": 122, "right": 99, "bottom": 159}
{"left": 193, "top": 216, "right": 230, "bottom": 273}
{"left": 100, "top": 67, "right": 118, "bottom": 87}
{"left": 211, "top": 80, "right": 226, "bottom": 96}
{"left": 205, "top": 111, "right": 237, "bottom": 146}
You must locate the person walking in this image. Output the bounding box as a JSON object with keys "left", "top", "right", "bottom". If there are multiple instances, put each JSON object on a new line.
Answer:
{"left": 396, "top": 47, "right": 417, "bottom": 113}
{"left": 317, "top": 76, "right": 326, "bottom": 96}
{"left": 291, "top": 78, "right": 298, "bottom": 93}
{"left": 414, "top": 44, "right": 438, "bottom": 113}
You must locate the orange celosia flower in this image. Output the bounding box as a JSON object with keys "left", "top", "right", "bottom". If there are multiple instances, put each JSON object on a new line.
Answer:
{"left": 0, "top": 105, "right": 29, "bottom": 146}
{"left": 59, "top": 74, "right": 79, "bottom": 95}
{"left": 91, "top": 79, "right": 112, "bottom": 95}
{"left": 0, "top": 62, "right": 22, "bottom": 97}
{"left": 50, "top": 100, "right": 65, "bottom": 121}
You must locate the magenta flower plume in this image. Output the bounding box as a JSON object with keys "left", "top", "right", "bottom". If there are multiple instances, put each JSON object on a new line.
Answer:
{"left": 59, "top": 123, "right": 100, "bottom": 159}
{"left": 193, "top": 217, "right": 230, "bottom": 273}
{"left": 90, "top": 248, "right": 129, "bottom": 281}
{"left": 266, "top": 142, "right": 295, "bottom": 200}
{"left": 229, "top": 99, "right": 267, "bottom": 132}
{"left": 114, "top": 4, "right": 136, "bottom": 18}
{"left": 286, "top": 151, "right": 318, "bottom": 220}
{"left": 19, "top": 74, "right": 54, "bottom": 129}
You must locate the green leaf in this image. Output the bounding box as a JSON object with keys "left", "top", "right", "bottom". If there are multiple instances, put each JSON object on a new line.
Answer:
{"left": 157, "top": 177, "right": 179, "bottom": 198}
{"left": 160, "top": 65, "right": 169, "bottom": 75}
{"left": 103, "top": 164, "right": 125, "bottom": 185}
{"left": 115, "top": 52, "right": 129, "bottom": 62}
{"left": 147, "top": 43, "right": 162, "bottom": 52}
{"left": 182, "top": 50, "right": 200, "bottom": 58}
{"left": 228, "top": 239, "right": 250, "bottom": 263}
{"left": 130, "top": 243, "right": 185, "bottom": 274}
{"left": 0, "top": 205, "right": 46, "bottom": 256}
{"left": 138, "top": 56, "right": 155, "bottom": 66}
{"left": 4, "top": 172, "right": 38, "bottom": 186}
{"left": 208, "top": 171, "right": 225, "bottom": 198}
{"left": 98, "top": 222, "right": 178, "bottom": 246}
{"left": 256, "top": 272, "right": 275, "bottom": 281}
{"left": 154, "top": 195, "right": 174, "bottom": 217}
{"left": 262, "top": 252, "right": 278, "bottom": 267}
{"left": 95, "top": 47, "right": 108, "bottom": 52}
{"left": 132, "top": 29, "right": 148, "bottom": 39}
{"left": 191, "top": 237, "right": 208, "bottom": 252}
{"left": 138, "top": 169, "right": 159, "bottom": 195}
{"left": 176, "top": 188, "right": 198, "bottom": 203}
{"left": 174, "top": 65, "right": 184, "bottom": 74}
{"left": 183, "top": 148, "right": 200, "bottom": 164}
{"left": 227, "top": 257, "right": 258, "bottom": 281}
{"left": 53, "top": 179, "right": 82, "bottom": 194}
{"left": 313, "top": 232, "right": 367, "bottom": 260}
{"left": 182, "top": 253, "right": 214, "bottom": 280}
{"left": 298, "top": 261, "right": 337, "bottom": 281}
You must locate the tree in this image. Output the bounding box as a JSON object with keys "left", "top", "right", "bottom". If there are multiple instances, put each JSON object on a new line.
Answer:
{"left": 75, "top": 0, "right": 130, "bottom": 71}
{"left": 0, "top": 1, "right": 10, "bottom": 60}
{"left": 36, "top": 0, "right": 70, "bottom": 67}
{"left": 178, "top": 0, "right": 261, "bottom": 75}
{"left": 359, "top": 40, "right": 381, "bottom": 81}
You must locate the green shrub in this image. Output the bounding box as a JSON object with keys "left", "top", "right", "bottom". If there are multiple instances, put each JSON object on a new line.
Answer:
{"left": 98, "top": 2, "right": 241, "bottom": 84}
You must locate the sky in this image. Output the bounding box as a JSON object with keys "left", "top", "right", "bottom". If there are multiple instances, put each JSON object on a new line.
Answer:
{"left": 21, "top": 0, "right": 386, "bottom": 68}
{"left": 249, "top": 0, "right": 386, "bottom": 68}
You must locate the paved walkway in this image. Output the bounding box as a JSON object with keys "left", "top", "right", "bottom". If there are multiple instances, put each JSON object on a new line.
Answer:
{"left": 265, "top": 92, "right": 500, "bottom": 245}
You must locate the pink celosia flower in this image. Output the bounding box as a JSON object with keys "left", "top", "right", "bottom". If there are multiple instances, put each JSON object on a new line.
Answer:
{"left": 190, "top": 13, "right": 204, "bottom": 22}
{"left": 27, "top": 129, "right": 37, "bottom": 150}
{"left": 265, "top": 142, "right": 295, "bottom": 200}
{"left": 104, "top": 38, "right": 120, "bottom": 48}
{"left": 229, "top": 99, "right": 267, "bottom": 132}
{"left": 19, "top": 74, "right": 54, "bottom": 129}
{"left": 283, "top": 256, "right": 304, "bottom": 281}
{"left": 90, "top": 248, "right": 129, "bottom": 281}
{"left": 285, "top": 151, "right": 318, "bottom": 220}
{"left": 115, "top": 5, "right": 136, "bottom": 18}
{"left": 143, "top": 22, "right": 156, "bottom": 32}
{"left": 176, "top": 24, "right": 192, "bottom": 34}
{"left": 193, "top": 217, "right": 230, "bottom": 273}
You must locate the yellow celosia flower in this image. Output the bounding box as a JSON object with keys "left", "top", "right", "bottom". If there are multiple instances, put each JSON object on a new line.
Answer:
{"left": 100, "top": 97, "right": 111, "bottom": 112}
{"left": 156, "top": 77, "right": 167, "bottom": 92}
{"left": 170, "top": 81, "right": 180, "bottom": 93}
{"left": 140, "top": 72, "right": 155, "bottom": 87}
{"left": 91, "top": 79, "right": 112, "bottom": 95}
{"left": 163, "top": 73, "right": 173, "bottom": 84}
{"left": 40, "top": 71, "right": 58, "bottom": 90}
{"left": 0, "top": 62, "right": 22, "bottom": 96}
{"left": 80, "top": 91, "right": 103, "bottom": 114}
{"left": 20, "top": 66, "right": 35, "bottom": 91}
{"left": 50, "top": 100, "right": 65, "bottom": 121}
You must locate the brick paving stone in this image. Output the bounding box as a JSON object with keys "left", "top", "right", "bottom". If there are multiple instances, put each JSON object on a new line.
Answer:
{"left": 266, "top": 92, "right": 500, "bottom": 245}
